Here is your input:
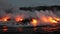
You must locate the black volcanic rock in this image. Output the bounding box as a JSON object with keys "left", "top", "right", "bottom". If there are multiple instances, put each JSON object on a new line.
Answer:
{"left": 17, "top": 18, "right": 31, "bottom": 25}
{"left": 34, "top": 6, "right": 50, "bottom": 11}
{"left": 20, "top": 7, "right": 33, "bottom": 11}
{"left": 17, "top": 17, "right": 36, "bottom": 25}
{"left": 19, "top": 5, "right": 60, "bottom": 11}
{"left": 21, "top": 18, "right": 31, "bottom": 24}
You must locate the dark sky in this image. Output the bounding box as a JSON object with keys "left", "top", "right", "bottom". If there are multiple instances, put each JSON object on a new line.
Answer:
{"left": 1, "top": 0, "right": 60, "bottom": 7}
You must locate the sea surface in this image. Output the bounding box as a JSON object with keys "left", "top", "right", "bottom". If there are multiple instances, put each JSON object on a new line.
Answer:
{"left": 0, "top": 25, "right": 60, "bottom": 34}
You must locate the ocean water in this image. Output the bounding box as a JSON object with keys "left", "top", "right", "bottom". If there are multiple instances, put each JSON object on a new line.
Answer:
{"left": 0, "top": 25, "right": 60, "bottom": 34}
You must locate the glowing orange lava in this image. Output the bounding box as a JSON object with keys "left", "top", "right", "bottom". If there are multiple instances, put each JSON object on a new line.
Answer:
{"left": 48, "top": 17, "right": 57, "bottom": 23}
{"left": 31, "top": 18, "right": 38, "bottom": 26}
{"left": 0, "top": 15, "right": 10, "bottom": 22}
{"left": 18, "top": 27, "right": 23, "bottom": 32}
{"left": 41, "top": 16, "right": 58, "bottom": 24}
{"left": 15, "top": 15, "right": 23, "bottom": 22}
{"left": 54, "top": 17, "right": 60, "bottom": 21}
{"left": 41, "top": 16, "right": 48, "bottom": 23}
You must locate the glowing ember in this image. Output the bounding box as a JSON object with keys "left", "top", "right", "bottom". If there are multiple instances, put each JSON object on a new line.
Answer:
{"left": 31, "top": 18, "right": 38, "bottom": 26}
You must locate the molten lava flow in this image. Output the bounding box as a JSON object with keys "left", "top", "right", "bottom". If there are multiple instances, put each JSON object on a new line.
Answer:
{"left": 0, "top": 15, "right": 10, "bottom": 22}
{"left": 41, "top": 16, "right": 59, "bottom": 26}
{"left": 41, "top": 16, "right": 58, "bottom": 23}
{"left": 31, "top": 18, "right": 38, "bottom": 26}
{"left": 3, "top": 16, "right": 10, "bottom": 22}
{"left": 41, "top": 16, "right": 48, "bottom": 23}
{"left": 54, "top": 17, "right": 60, "bottom": 21}
{"left": 48, "top": 17, "right": 57, "bottom": 23}
{"left": 2, "top": 18, "right": 8, "bottom": 22}
{"left": 15, "top": 15, "right": 23, "bottom": 22}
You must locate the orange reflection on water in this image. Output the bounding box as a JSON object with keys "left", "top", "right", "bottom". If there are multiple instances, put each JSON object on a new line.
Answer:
{"left": 18, "top": 27, "right": 23, "bottom": 32}
{"left": 41, "top": 26, "right": 59, "bottom": 32}
{"left": 2, "top": 26, "right": 8, "bottom": 32}
{"left": 0, "top": 15, "right": 10, "bottom": 22}
{"left": 2, "top": 28, "right": 8, "bottom": 32}
{"left": 33, "top": 27, "right": 37, "bottom": 31}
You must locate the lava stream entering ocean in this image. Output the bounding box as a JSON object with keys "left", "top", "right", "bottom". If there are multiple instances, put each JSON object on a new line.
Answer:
{"left": 15, "top": 15, "right": 23, "bottom": 22}
{"left": 0, "top": 14, "right": 60, "bottom": 26}
{"left": 0, "top": 15, "right": 10, "bottom": 22}
{"left": 31, "top": 18, "right": 38, "bottom": 26}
